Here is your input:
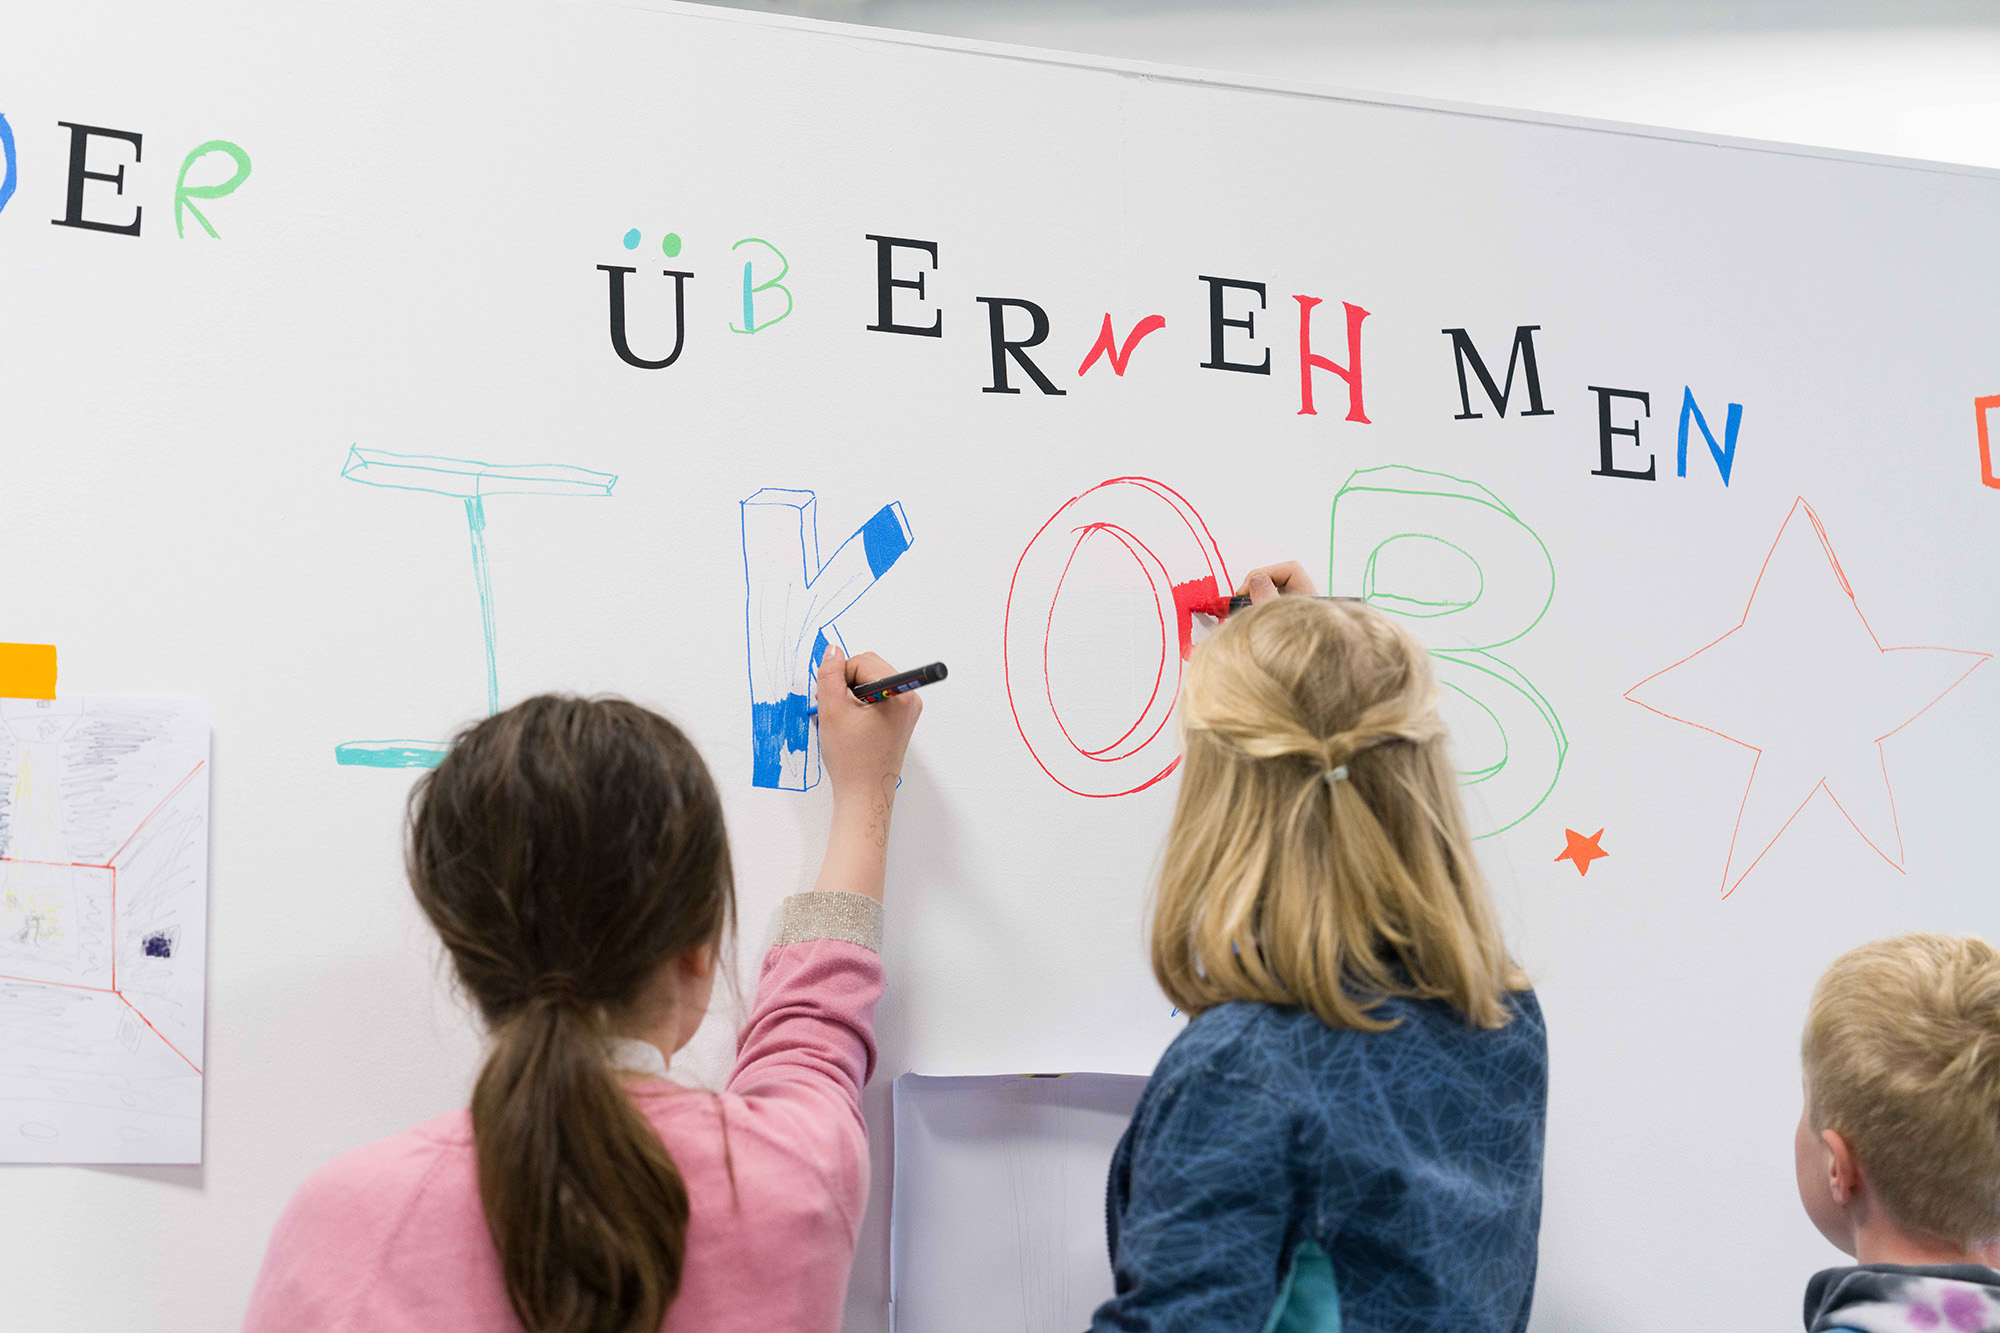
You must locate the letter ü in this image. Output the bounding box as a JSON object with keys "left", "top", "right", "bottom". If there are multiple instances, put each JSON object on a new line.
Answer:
{"left": 598, "top": 265, "right": 694, "bottom": 369}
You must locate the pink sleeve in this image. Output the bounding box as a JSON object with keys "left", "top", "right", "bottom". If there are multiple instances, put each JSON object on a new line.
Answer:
{"left": 729, "top": 894, "right": 885, "bottom": 1132}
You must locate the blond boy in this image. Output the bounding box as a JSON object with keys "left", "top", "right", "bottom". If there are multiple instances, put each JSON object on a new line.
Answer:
{"left": 1797, "top": 933, "right": 2000, "bottom": 1332}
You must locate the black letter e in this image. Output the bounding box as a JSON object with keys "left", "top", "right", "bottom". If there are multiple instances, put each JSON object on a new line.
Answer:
{"left": 52, "top": 122, "right": 143, "bottom": 236}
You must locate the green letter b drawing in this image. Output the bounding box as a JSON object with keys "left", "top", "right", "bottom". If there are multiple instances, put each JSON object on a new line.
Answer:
{"left": 1329, "top": 465, "right": 1566, "bottom": 836}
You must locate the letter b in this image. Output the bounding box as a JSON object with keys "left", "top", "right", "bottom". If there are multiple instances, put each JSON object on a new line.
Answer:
{"left": 1329, "top": 465, "right": 1566, "bottom": 835}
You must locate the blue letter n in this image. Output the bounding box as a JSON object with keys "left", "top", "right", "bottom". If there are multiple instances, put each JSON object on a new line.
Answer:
{"left": 1678, "top": 387, "right": 1742, "bottom": 486}
{"left": 742, "top": 489, "right": 914, "bottom": 790}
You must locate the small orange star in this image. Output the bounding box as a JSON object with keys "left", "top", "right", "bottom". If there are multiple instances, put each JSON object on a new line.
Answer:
{"left": 1556, "top": 828, "right": 1609, "bottom": 877}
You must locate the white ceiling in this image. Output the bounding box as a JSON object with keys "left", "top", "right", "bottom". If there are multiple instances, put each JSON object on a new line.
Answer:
{"left": 681, "top": 0, "right": 2000, "bottom": 168}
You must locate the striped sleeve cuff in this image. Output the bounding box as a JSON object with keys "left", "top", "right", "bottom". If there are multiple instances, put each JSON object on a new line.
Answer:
{"left": 773, "top": 891, "right": 883, "bottom": 953}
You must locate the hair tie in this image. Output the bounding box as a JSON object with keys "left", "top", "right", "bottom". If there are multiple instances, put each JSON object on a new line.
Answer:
{"left": 528, "top": 973, "right": 587, "bottom": 1007}
{"left": 1324, "top": 765, "right": 1349, "bottom": 785}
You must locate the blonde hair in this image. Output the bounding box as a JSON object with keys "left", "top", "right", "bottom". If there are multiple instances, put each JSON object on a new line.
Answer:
{"left": 1152, "top": 596, "right": 1525, "bottom": 1031}
{"left": 1803, "top": 933, "right": 2000, "bottom": 1248}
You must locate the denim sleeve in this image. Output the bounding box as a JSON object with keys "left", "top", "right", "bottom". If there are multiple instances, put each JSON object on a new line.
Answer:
{"left": 1088, "top": 1069, "right": 1297, "bottom": 1333}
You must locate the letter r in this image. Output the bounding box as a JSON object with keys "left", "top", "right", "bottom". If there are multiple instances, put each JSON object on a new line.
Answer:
{"left": 742, "top": 489, "right": 914, "bottom": 790}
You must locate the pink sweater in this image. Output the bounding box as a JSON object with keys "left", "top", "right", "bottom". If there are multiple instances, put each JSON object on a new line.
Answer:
{"left": 244, "top": 894, "right": 884, "bottom": 1333}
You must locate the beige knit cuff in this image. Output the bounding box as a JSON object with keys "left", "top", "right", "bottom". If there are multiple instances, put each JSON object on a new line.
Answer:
{"left": 773, "top": 892, "right": 883, "bottom": 953}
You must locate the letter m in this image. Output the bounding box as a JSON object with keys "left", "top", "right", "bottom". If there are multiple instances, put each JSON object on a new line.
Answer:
{"left": 1442, "top": 325, "right": 1554, "bottom": 420}
{"left": 742, "top": 489, "right": 914, "bottom": 790}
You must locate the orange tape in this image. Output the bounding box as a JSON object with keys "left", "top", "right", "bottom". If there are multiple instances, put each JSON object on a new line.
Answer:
{"left": 0, "top": 644, "right": 58, "bottom": 699}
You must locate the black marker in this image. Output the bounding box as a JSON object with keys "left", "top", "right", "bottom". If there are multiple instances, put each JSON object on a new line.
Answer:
{"left": 1201, "top": 595, "right": 1364, "bottom": 617}
{"left": 807, "top": 661, "right": 948, "bottom": 716}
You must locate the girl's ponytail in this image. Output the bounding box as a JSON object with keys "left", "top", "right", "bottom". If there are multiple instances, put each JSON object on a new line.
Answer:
{"left": 1153, "top": 596, "right": 1524, "bottom": 1031}
{"left": 408, "top": 696, "right": 734, "bottom": 1333}
{"left": 471, "top": 991, "right": 689, "bottom": 1333}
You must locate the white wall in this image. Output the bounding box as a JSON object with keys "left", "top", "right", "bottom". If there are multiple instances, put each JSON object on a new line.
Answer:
{"left": 692, "top": 0, "right": 2000, "bottom": 170}
{"left": 8, "top": 5, "right": 1994, "bottom": 1331}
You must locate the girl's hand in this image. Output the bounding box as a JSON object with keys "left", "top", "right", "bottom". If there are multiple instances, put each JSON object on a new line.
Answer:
{"left": 811, "top": 646, "right": 921, "bottom": 901}
{"left": 1237, "top": 561, "right": 1320, "bottom": 604}
{"left": 814, "top": 645, "right": 921, "bottom": 808}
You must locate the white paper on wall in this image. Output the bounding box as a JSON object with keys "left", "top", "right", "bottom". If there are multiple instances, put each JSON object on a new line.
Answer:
{"left": 0, "top": 697, "right": 210, "bottom": 1163}
{"left": 891, "top": 1072, "right": 1148, "bottom": 1333}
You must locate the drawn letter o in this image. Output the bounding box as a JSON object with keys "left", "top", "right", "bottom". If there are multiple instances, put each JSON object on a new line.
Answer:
{"left": 1004, "top": 478, "right": 1230, "bottom": 797}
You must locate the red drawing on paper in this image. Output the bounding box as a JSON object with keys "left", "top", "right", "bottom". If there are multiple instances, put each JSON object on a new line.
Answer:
{"left": 1555, "top": 828, "right": 1609, "bottom": 877}
{"left": 0, "top": 697, "right": 210, "bottom": 1163}
{"left": 0, "top": 762, "right": 207, "bottom": 1074}
{"left": 1626, "top": 498, "right": 1988, "bottom": 897}
{"left": 1004, "top": 478, "right": 1230, "bottom": 798}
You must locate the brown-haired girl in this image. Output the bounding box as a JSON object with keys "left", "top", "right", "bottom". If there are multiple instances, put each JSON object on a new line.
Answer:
{"left": 1089, "top": 565, "right": 1548, "bottom": 1333}
{"left": 245, "top": 646, "right": 919, "bottom": 1333}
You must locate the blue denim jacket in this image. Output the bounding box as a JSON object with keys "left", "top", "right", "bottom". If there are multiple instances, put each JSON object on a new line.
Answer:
{"left": 1089, "top": 990, "right": 1547, "bottom": 1333}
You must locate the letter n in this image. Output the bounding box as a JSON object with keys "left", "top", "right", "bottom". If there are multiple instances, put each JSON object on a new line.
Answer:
{"left": 1677, "top": 388, "right": 1742, "bottom": 486}
{"left": 742, "top": 490, "right": 914, "bottom": 790}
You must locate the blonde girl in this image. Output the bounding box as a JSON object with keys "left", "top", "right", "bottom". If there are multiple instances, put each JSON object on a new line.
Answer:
{"left": 1089, "top": 564, "right": 1547, "bottom": 1333}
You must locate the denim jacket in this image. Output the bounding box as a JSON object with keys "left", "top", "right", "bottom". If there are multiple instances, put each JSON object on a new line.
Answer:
{"left": 1089, "top": 990, "right": 1547, "bottom": 1333}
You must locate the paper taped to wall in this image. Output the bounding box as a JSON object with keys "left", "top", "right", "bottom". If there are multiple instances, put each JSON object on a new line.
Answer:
{"left": 891, "top": 1072, "right": 1148, "bottom": 1333}
{"left": 0, "top": 697, "right": 210, "bottom": 1163}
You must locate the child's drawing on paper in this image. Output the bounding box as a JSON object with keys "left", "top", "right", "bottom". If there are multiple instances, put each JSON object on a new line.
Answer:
{"left": 0, "top": 696, "right": 210, "bottom": 1163}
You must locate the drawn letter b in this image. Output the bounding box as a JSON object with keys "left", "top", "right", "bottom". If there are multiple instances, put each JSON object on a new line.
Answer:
{"left": 1329, "top": 465, "right": 1565, "bottom": 835}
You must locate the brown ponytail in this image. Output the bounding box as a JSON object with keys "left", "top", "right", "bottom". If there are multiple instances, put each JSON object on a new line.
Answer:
{"left": 407, "top": 696, "right": 734, "bottom": 1333}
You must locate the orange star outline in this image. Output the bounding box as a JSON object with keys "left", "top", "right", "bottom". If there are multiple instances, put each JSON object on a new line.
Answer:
{"left": 1623, "top": 496, "right": 1989, "bottom": 897}
{"left": 1556, "top": 828, "right": 1609, "bottom": 876}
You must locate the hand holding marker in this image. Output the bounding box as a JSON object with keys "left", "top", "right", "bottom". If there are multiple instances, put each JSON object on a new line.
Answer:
{"left": 1201, "top": 593, "right": 1359, "bottom": 617}
{"left": 1196, "top": 560, "right": 1353, "bottom": 617}
{"left": 807, "top": 660, "right": 948, "bottom": 717}
{"left": 811, "top": 647, "right": 929, "bottom": 896}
